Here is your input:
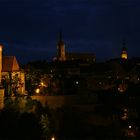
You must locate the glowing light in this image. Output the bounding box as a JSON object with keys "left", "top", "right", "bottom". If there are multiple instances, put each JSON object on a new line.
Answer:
{"left": 129, "top": 125, "right": 132, "bottom": 129}
{"left": 51, "top": 136, "right": 55, "bottom": 140}
{"left": 121, "top": 52, "right": 127, "bottom": 59}
{"left": 41, "top": 82, "right": 44, "bottom": 86}
{"left": 121, "top": 112, "right": 128, "bottom": 120}
{"left": 118, "top": 84, "right": 128, "bottom": 93}
{"left": 35, "top": 88, "right": 40, "bottom": 94}
{"left": 0, "top": 45, "right": 2, "bottom": 51}
{"left": 76, "top": 81, "right": 79, "bottom": 85}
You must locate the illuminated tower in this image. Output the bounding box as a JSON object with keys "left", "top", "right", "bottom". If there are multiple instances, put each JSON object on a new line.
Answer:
{"left": 57, "top": 31, "right": 66, "bottom": 61}
{"left": 121, "top": 40, "right": 128, "bottom": 59}
{"left": 0, "top": 44, "right": 3, "bottom": 83}
{"left": 0, "top": 44, "right": 4, "bottom": 110}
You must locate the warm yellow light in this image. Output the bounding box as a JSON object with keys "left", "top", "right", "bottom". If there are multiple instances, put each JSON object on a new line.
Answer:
{"left": 35, "top": 88, "right": 40, "bottom": 94}
{"left": 121, "top": 53, "right": 127, "bottom": 59}
{"left": 41, "top": 82, "right": 44, "bottom": 86}
{"left": 0, "top": 45, "right": 2, "bottom": 51}
{"left": 51, "top": 136, "right": 55, "bottom": 140}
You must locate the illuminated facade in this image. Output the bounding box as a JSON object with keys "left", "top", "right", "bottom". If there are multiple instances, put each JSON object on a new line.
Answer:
{"left": 0, "top": 44, "right": 25, "bottom": 96}
{"left": 121, "top": 40, "right": 128, "bottom": 59}
{"left": 57, "top": 31, "right": 66, "bottom": 61}
{"left": 0, "top": 45, "right": 2, "bottom": 83}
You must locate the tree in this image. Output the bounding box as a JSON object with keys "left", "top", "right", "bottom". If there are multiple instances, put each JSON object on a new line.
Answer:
{"left": 40, "top": 114, "right": 50, "bottom": 140}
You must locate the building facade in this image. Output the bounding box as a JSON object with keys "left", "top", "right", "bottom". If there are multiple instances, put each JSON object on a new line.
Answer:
{"left": 0, "top": 45, "right": 25, "bottom": 96}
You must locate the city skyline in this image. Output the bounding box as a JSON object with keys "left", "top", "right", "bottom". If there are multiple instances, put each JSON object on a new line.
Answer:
{"left": 0, "top": 0, "right": 140, "bottom": 64}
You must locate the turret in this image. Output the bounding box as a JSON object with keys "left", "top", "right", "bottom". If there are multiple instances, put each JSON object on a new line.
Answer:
{"left": 121, "top": 40, "right": 128, "bottom": 59}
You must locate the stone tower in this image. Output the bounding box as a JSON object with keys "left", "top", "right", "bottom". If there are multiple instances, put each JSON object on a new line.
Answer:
{"left": 0, "top": 44, "right": 3, "bottom": 83}
{"left": 121, "top": 40, "right": 128, "bottom": 59}
{"left": 0, "top": 44, "right": 4, "bottom": 109}
{"left": 57, "top": 31, "right": 66, "bottom": 61}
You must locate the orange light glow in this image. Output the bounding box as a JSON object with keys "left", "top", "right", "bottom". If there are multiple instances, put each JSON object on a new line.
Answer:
{"left": 35, "top": 88, "right": 40, "bottom": 94}
{"left": 51, "top": 136, "right": 55, "bottom": 140}
{"left": 0, "top": 45, "right": 2, "bottom": 51}
{"left": 121, "top": 52, "right": 127, "bottom": 59}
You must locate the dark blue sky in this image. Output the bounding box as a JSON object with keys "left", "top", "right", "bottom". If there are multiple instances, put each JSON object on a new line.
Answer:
{"left": 0, "top": 0, "right": 140, "bottom": 64}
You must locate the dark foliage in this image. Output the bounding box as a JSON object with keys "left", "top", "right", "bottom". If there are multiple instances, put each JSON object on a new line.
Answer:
{"left": 0, "top": 109, "right": 43, "bottom": 140}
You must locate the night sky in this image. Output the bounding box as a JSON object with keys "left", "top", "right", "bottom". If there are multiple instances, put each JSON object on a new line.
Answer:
{"left": 0, "top": 0, "right": 140, "bottom": 64}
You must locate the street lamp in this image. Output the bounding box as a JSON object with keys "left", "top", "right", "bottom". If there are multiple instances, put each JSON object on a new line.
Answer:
{"left": 35, "top": 88, "right": 40, "bottom": 94}
{"left": 129, "top": 125, "right": 132, "bottom": 129}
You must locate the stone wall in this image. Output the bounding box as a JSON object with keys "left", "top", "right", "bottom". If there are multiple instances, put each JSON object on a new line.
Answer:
{"left": 31, "top": 95, "right": 78, "bottom": 108}
{"left": 31, "top": 94, "right": 98, "bottom": 109}
{"left": 3, "top": 94, "right": 98, "bottom": 110}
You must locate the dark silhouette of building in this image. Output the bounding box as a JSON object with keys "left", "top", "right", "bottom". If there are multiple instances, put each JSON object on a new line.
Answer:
{"left": 57, "top": 31, "right": 66, "bottom": 61}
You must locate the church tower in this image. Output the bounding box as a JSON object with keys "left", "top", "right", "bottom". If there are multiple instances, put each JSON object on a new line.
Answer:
{"left": 57, "top": 31, "right": 66, "bottom": 61}
{"left": 121, "top": 40, "right": 128, "bottom": 59}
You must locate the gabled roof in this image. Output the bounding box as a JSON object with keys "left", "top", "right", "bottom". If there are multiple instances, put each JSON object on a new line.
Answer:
{"left": 2, "top": 56, "right": 20, "bottom": 72}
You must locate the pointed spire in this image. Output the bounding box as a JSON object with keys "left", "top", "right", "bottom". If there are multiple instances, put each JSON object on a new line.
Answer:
{"left": 122, "top": 39, "right": 127, "bottom": 51}
{"left": 57, "top": 28, "right": 66, "bottom": 61}
{"left": 59, "top": 28, "right": 63, "bottom": 42}
{"left": 57, "top": 28, "right": 64, "bottom": 45}
{"left": 122, "top": 39, "right": 126, "bottom": 46}
{"left": 60, "top": 30, "right": 62, "bottom": 41}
